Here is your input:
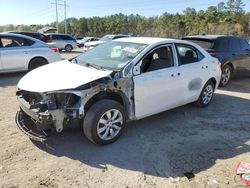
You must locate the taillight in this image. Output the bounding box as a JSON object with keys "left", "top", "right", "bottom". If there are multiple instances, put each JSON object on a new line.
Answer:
{"left": 49, "top": 47, "right": 59, "bottom": 53}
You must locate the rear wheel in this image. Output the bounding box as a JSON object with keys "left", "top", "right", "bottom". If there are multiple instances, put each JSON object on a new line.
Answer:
{"left": 220, "top": 64, "right": 232, "bottom": 87}
{"left": 194, "top": 80, "right": 215, "bottom": 107}
{"left": 65, "top": 44, "right": 73, "bottom": 52}
{"left": 28, "top": 58, "right": 48, "bottom": 71}
{"left": 83, "top": 99, "right": 125, "bottom": 145}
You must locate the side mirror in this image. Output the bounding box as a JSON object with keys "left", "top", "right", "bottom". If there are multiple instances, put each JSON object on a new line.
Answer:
{"left": 133, "top": 62, "right": 141, "bottom": 76}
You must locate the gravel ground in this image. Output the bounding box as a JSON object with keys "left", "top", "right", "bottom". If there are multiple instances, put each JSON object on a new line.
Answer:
{"left": 0, "top": 50, "right": 250, "bottom": 188}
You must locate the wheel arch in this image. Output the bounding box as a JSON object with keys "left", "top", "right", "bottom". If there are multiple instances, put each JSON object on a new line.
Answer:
{"left": 28, "top": 56, "right": 48, "bottom": 70}
{"left": 223, "top": 61, "right": 234, "bottom": 72}
{"left": 208, "top": 77, "right": 217, "bottom": 87}
{"left": 84, "top": 91, "right": 128, "bottom": 116}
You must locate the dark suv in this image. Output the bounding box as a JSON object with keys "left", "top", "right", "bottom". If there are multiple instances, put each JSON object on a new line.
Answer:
{"left": 8, "top": 31, "right": 48, "bottom": 42}
{"left": 183, "top": 35, "right": 250, "bottom": 86}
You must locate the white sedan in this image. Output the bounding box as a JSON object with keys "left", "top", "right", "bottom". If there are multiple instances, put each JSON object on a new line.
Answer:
{"left": 0, "top": 33, "right": 61, "bottom": 73}
{"left": 16, "top": 37, "right": 221, "bottom": 145}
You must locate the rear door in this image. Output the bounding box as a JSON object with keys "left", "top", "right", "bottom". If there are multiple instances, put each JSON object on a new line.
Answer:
{"left": 52, "top": 35, "right": 64, "bottom": 49}
{"left": 0, "top": 36, "right": 34, "bottom": 71}
{"left": 175, "top": 43, "right": 211, "bottom": 103}
{"left": 234, "top": 38, "right": 250, "bottom": 74}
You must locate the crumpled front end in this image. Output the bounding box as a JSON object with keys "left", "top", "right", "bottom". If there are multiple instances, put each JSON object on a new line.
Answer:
{"left": 15, "top": 90, "right": 83, "bottom": 142}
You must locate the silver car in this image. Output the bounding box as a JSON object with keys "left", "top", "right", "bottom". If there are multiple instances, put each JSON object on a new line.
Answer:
{"left": 45, "top": 33, "right": 77, "bottom": 52}
{"left": 0, "top": 33, "right": 61, "bottom": 73}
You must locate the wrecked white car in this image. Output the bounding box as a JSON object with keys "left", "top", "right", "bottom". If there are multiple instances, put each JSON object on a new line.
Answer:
{"left": 16, "top": 37, "right": 221, "bottom": 145}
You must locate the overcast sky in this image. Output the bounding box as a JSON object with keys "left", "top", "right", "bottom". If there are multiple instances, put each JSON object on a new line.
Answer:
{"left": 0, "top": 0, "right": 249, "bottom": 25}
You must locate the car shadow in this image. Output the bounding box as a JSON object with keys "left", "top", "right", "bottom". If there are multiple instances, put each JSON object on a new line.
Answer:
{"left": 0, "top": 72, "right": 25, "bottom": 88}
{"left": 32, "top": 92, "right": 250, "bottom": 178}
{"left": 220, "top": 76, "right": 250, "bottom": 93}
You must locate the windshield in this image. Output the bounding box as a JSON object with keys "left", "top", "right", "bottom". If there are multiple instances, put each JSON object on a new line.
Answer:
{"left": 76, "top": 41, "right": 147, "bottom": 70}
{"left": 100, "top": 35, "right": 114, "bottom": 42}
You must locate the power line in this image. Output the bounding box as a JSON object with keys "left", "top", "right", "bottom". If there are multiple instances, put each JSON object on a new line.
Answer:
{"left": 51, "top": 0, "right": 69, "bottom": 33}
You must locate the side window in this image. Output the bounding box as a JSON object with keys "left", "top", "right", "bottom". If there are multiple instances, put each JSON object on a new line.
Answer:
{"left": 0, "top": 37, "right": 34, "bottom": 48}
{"left": 176, "top": 44, "right": 204, "bottom": 65}
{"left": 230, "top": 38, "right": 241, "bottom": 51}
{"left": 51, "top": 35, "right": 58, "bottom": 40}
{"left": 141, "top": 46, "right": 173, "bottom": 73}
{"left": 64, "top": 35, "right": 74, "bottom": 40}
{"left": 240, "top": 39, "right": 250, "bottom": 50}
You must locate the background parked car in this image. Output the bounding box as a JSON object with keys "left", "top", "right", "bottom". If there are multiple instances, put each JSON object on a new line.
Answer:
{"left": 45, "top": 33, "right": 77, "bottom": 52}
{"left": 83, "top": 34, "right": 130, "bottom": 51}
{"left": 77, "top": 37, "right": 99, "bottom": 48}
{"left": 0, "top": 33, "right": 61, "bottom": 73}
{"left": 183, "top": 35, "right": 250, "bottom": 86}
{"left": 8, "top": 31, "right": 48, "bottom": 42}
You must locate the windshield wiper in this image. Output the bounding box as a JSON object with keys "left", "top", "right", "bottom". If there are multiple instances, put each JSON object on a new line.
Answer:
{"left": 70, "top": 57, "right": 78, "bottom": 64}
{"left": 85, "top": 63, "right": 103, "bottom": 70}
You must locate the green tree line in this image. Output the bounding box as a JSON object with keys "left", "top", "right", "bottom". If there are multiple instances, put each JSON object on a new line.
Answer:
{"left": 1, "top": 0, "right": 249, "bottom": 39}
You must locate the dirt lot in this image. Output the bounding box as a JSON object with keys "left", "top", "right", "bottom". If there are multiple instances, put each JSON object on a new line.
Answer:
{"left": 0, "top": 50, "right": 250, "bottom": 188}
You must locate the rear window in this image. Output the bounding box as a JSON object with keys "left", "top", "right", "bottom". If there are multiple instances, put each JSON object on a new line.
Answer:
{"left": 183, "top": 38, "right": 214, "bottom": 49}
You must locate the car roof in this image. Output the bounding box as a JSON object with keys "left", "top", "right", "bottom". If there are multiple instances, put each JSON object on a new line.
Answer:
{"left": 9, "top": 31, "right": 42, "bottom": 35}
{"left": 114, "top": 37, "right": 185, "bottom": 45}
{"left": 45, "top": 33, "right": 72, "bottom": 36}
{"left": 0, "top": 32, "right": 46, "bottom": 44}
{"left": 183, "top": 35, "right": 242, "bottom": 40}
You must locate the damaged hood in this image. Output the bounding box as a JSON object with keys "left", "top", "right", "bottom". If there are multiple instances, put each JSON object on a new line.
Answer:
{"left": 18, "top": 60, "right": 112, "bottom": 92}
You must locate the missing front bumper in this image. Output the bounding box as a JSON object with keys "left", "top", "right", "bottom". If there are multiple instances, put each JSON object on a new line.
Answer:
{"left": 15, "top": 110, "right": 52, "bottom": 142}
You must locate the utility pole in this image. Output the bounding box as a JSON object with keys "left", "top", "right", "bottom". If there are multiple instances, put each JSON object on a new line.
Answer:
{"left": 51, "top": 0, "right": 68, "bottom": 34}
{"left": 55, "top": 0, "right": 58, "bottom": 33}
{"left": 64, "top": 1, "right": 67, "bottom": 34}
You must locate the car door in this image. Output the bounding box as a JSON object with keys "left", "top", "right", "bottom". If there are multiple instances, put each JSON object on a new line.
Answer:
{"left": 0, "top": 42, "right": 3, "bottom": 71}
{"left": 234, "top": 38, "right": 250, "bottom": 74}
{"left": 133, "top": 44, "right": 183, "bottom": 119}
{"left": 175, "top": 43, "right": 211, "bottom": 103}
{"left": 0, "top": 36, "right": 32, "bottom": 71}
{"left": 52, "top": 35, "right": 63, "bottom": 49}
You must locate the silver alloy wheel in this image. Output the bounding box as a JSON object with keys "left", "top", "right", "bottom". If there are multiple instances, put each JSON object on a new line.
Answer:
{"left": 221, "top": 67, "right": 231, "bottom": 85}
{"left": 97, "top": 109, "right": 123, "bottom": 141}
{"left": 202, "top": 84, "right": 214, "bottom": 105}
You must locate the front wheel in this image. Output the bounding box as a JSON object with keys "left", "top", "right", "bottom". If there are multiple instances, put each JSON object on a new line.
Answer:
{"left": 220, "top": 64, "right": 232, "bottom": 87}
{"left": 194, "top": 80, "right": 215, "bottom": 107}
{"left": 83, "top": 100, "right": 126, "bottom": 145}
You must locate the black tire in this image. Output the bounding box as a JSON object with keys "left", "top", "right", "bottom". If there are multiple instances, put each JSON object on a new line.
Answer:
{"left": 65, "top": 44, "right": 73, "bottom": 52}
{"left": 194, "top": 80, "right": 215, "bottom": 108}
{"left": 219, "top": 64, "right": 232, "bottom": 87}
{"left": 28, "top": 58, "right": 48, "bottom": 71}
{"left": 83, "top": 99, "right": 126, "bottom": 145}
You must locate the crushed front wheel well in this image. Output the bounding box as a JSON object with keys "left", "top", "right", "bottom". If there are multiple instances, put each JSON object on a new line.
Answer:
{"left": 84, "top": 91, "right": 125, "bottom": 113}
